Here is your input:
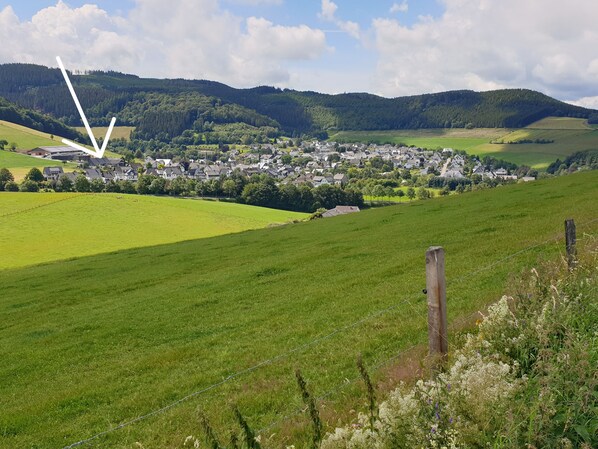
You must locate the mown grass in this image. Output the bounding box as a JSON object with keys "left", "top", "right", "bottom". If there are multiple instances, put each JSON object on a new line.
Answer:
{"left": 364, "top": 187, "right": 445, "bottom": 203}
{"left": 329, "top": 118, "right": 598, "bottom": 169}
{"left": 0, "top": 121, "right": 123, "bottom": 180}
{"left": 329, "top": 128, "right": 506, "bottom": 153}
{"left": 75, "top": 126, "right": 135, "bottom": 141}
{"left": 527, "top": 116, "right": 593, "bottom": 129}
{"left": 0, "top": 120, "right": 65, "bottom": 150}
{"left": 0, "top": 172, "right": 597, "bottom": 449}
{"left": 0, "top": 149, "right": 69, "bottom": 169}
{"left": 0, "top": 193, "right": 307, "bottom": 270}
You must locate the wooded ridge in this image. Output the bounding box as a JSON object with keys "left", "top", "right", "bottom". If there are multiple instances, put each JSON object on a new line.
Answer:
{"left": 0, "top": 63, "right": 595, "bottom": 141}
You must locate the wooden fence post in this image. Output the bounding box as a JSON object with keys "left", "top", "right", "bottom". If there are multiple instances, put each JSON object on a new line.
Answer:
{"left": 426, "top": 246, "right": 448, "bottom": 370}
{"left": 565, "top": 219, "right": 577, "bottom": 270}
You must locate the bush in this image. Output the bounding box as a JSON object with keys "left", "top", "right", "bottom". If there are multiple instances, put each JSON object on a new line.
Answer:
{"left": 322, "top": 243, "right": 598, "bottom": 449}
{"left": 0, "top": 167, "right": 14, "bottom": 190}
{"left": 19, "top": 180, "right": 39, "bottom": 192}
{"left": 4, "top": 180, "right": 19, "bottom": 191}
{"left": 25, "top": 167, "right": 44, "bottom": 183}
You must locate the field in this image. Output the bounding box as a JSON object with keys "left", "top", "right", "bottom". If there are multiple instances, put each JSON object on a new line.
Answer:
{"left": 0, "top": 150, "right": 77, "bottom": 181}
{"left": 0, "top": 193, "right": 307, "bottom": 270}
{"left": 330, "top": 127, "right": 507, "bottom": 152}
{"left": 364, "top": 186, "right": 445, "bottom": 203}
{"left": 0, "top": 121, "right": 123, "bottom": 180}
{"left": 330, "top": 118, "right": 598, "bottom": 169}
{"left": 0, "top": 120, "right": 65, "bottom": 150}
{"left": 1, "top": 171, "right": 597, "bottom": 448}
{"left": 75, "top": 126, "right": 135, "bottom": 141}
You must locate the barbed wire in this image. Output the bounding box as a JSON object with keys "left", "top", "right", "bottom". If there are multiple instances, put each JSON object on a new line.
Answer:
{"left": 60, "top": 293, "right": 422, "bottom": 448}
{"left": 257, "top": 341, "right": 423, "bottom": 436}
{"left": 61, "top": 217, "right": 598, "bottom": 448}
{"left": 258, "top": 220, "right": 598, "bottom": 437}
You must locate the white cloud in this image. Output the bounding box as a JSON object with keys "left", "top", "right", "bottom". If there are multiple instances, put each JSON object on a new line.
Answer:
{"left": 372, "top": 0, "right": 598, "bottom": 103}
{"left": 319, "top": 0, "right": 337, "bottom": 21}
{"left": 0, "top": 0, "right": 327, "bottom": 87}
{"left": 567, "top": 96, "right": 598, "bottom": 110}
{"left": 318, "top": 0, "right": 360, "bottom": 39}
{"left": 389, "top": 1, "right": 408, "bottom": 14}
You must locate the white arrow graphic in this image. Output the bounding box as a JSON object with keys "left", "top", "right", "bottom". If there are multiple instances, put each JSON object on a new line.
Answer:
{"left": 56, "top": 56, "right": 116, "bottom": 158}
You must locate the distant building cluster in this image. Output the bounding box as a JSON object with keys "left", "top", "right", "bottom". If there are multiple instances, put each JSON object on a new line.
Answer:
{"left": 29, "top": 141, "right": 535, "bottom": 186}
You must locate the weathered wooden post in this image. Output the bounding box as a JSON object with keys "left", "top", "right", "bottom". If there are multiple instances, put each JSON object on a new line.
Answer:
{"left": 426, "top": 246, "right": 448, "bottom": 370}
{"left": 565, "top": 219, "right": 577, "bottom": 270}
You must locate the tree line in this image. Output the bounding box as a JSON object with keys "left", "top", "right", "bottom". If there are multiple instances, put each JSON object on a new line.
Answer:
{"left": 0, "top": 168, "right": 363, "bottom": 213}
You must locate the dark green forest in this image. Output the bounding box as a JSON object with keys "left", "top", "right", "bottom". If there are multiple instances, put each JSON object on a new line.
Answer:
{"left": 0, "top": 62, "right": 595, "bottom": 144}
{"left": 0, "top": 97, "right": 83, "bottom": 141}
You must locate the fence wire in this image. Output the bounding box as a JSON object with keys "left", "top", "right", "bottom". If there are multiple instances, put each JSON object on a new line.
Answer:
{"left": 61, "top": 217, "right": 598, "bottom": 448}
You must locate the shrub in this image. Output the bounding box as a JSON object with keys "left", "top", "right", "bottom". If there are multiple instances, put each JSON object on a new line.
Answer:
{"left": 4, "top": 180, "right": 19, "bottom": 191}
{"left": 19, "top": 180, "right": 39, "bottom": 192}
{"left": 322, "top": 242, "right": 598, "bottom": 449}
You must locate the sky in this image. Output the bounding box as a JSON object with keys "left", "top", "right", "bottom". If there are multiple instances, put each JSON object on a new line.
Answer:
{"left": 0, "top": 0, "right": 597, "bottom": 107}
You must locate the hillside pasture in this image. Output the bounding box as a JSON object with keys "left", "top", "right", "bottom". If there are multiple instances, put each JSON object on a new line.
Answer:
{"left": 76, "top": 126, "right": 135, "bottom": 141}
{"left": 0, "top": 120, "right": 64, "bottom": 150}
{"left": 330, "top": 118, "right": 598, "bottom": 169}
{"left": 526, "top": 117, "right": 593, "bottom": 129}
{"left": 0, "top": 193, "right": 307, "bottom": 269}
{"left": 0, "top": 120, "right": 124, "bottom": 180}
{"left": 0, "top": 172, "right": 597, "bottom": 448}
{"left": 475, "top": 122, "right": 598, "bottom": 168}
{"left": 0, "top": 150, "right": 77, "bottom": 181}
{"left": 330, "top": 128, "right": 507, "bottom": 151}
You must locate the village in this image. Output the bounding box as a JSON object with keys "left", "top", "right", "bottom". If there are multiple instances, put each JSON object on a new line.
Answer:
{"left": 28, "top": 140, "right": 535, "bottom": 187}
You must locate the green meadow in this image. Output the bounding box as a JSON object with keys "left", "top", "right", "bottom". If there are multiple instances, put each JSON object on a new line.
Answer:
{"left": 1, "top": 171, "right": 597, "bottom": 448}
{"left": 330, "top": 127, "right": 506, "bottom": 152}
{"left": 0, "top": 121, "right": 124, "bottom": 180}
{"left": 330, "top": 118, "right": 598, "bottom": 169}
{"left": 0, "top": 149, "right": 68, "bottom": 170}
{"left": 75, "top": 126, "right": 135, "bottom": 141}
{"left": 0, "top": 193, "right": 307, "bottom": 270}
{"left": 0, "top": 120, "right": 64, "bottom": 150}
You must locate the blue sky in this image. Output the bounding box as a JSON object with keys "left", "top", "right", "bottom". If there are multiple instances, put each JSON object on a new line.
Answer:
{"left": 2, "top": 1, "right": 443, "bottom": 28}
{"left": 0, "top": 1, "right": 597, "bottom": 106}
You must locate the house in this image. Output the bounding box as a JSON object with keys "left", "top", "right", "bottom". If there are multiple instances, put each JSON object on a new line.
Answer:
{"left": 322, "top": 206, "right": 361, "bottom": 218}
{"left": 42, "top": 166, "right": 64, "bottom": 181}
{"left": 204, "top": 166, "right": 221, "bottom": 180}
{"left": 113, "top": 166, "right": 138, "bottom": 182}
{"left": 313, "top": 175, "right": 331, "bottom": 186}
{"left": 333, "top": 173, "right": 348, "bottom": 186}
{"left": 162, "top": 166, "right": 184, "bottom": 180}
{"left": 472, "top": 165, "right": 485, "bottom": 176}
{"left": 441, "top": 169, "right": 466, "bottom": 179}
{"left": 84, "top": 168, "right": 103, "bottom": 182}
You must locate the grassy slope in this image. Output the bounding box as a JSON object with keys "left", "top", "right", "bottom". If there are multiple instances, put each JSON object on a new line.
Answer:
{"left": 0, "top": 120, "right": 66, "bottom": 149}
{"left": 0, "top": 120, "right": 124, "bottom": 180}
{"left": 0, "top": 171, "right": 597, "bottom": 448}
{"left": 330, "top": 128, "right": 507, "bottom": 152}
{"left": 473, "top": 117, "right": 598, "bottom": 168}
{"left": 330, "top": 118, "right": 598, "bottom": 169}
{"left": 75, "top": 126, "right": 135, "bottom": 141}
{"left": 0, "top": 193, "right": 307, "bottom": 270}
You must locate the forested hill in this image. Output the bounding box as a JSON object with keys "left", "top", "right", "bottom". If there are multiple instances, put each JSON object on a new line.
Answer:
{"left": 0, "top": 96, "right": 83, "bottom": 141}
{"left": 0, "top": 63, "right": 594, "bottom": 141}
